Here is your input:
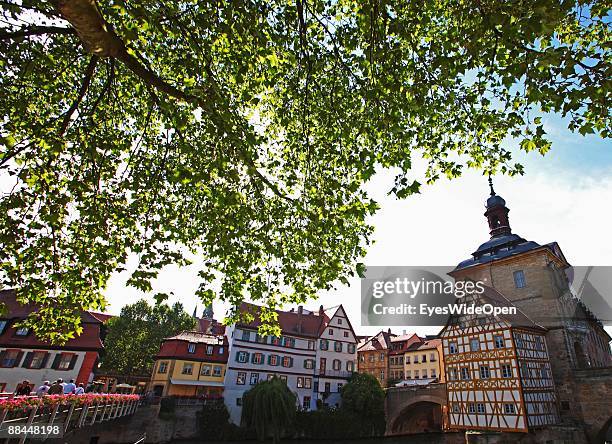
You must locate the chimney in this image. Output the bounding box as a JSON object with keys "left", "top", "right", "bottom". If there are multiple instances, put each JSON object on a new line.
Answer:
{"left": 387, "top": 328, "right": 391, "bottom": 335}
{"left": 403, "top": 329, "right": 407, "bottom": 335}
{"left": 319, "top": 305, "right": 324, "bottom": 316}
{"left": 297, "top": 306, "right": 303, "bottom": 334}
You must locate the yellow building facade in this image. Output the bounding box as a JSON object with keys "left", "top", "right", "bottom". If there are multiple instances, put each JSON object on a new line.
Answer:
{"left": 403, "top": 339, "right": 445, "bottom": 383}
{"left": 149, "top": 331, "right": 228, "bottom": 398}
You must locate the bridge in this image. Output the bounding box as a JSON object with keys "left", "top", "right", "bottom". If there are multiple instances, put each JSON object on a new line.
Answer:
{"left": 0, "top": 394, "right": 140, "bottom": 443}
{"left": 385, "top": 383, "right": 447, "bottom": 436}
{"left": 572, "top": 367, "right": 612, "bottom": 443}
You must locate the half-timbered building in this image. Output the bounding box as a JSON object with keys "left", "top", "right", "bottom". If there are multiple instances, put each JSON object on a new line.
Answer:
{"left": 440, "top": 286, "right": 558, "bottom": 432}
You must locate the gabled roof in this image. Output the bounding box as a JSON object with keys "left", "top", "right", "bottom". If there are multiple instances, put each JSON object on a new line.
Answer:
{"left": 0, "top": 289, "right": 106, "bottom": 350}
{"left": 407, "top": 338, "right": 441, "bottom": 351}
{"left": 197, "top": 318, "right": 226, "bottom": 335}
{"left": 165, "top": 331, "right": 226, "bottom": 345}
{"left": 236, "top": 302, "right": 322, "bottom": 338}
{"left": 357, "top": 330, "right": 395, "bottom": 352}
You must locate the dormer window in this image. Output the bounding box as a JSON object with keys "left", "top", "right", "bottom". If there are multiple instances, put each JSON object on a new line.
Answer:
{"left": 187, "top": 343, "right": 196, "bottom": 353}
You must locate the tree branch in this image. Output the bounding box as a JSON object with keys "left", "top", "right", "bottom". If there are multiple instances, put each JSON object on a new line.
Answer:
{"left": 0, "top": 26, "right": 76, "bottom": 41}
{"left": 59, "top": 55, "right": 98, "bottom": 135}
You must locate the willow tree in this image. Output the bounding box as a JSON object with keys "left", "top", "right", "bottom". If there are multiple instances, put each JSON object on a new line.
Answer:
{"left": 0, "top": 0, "right": 609, "bottom": 341}
{"left": 241, "top": 377, "right": 297, "bottom": 443}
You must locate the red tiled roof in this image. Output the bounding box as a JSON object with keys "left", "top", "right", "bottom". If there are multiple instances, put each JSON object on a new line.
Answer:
{"left": 156, "top": 331, "right": 228, "bottom": 362}
{"left": 237, "top": 302, "right": 325, "bottom": 338}
{"left": 407, "top": 338, "right": 441, "bottom": 351}
{"left": 89, "top": 312, "right": 113, "bottom": 323}
{"left": 358, "top": 330, "right": 396, "bottom": 352}
{"left": 0, "top": 289, "right": 105, "bottom": 350}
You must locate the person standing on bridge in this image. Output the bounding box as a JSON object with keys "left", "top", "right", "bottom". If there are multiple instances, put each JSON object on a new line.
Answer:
{"left": 14, "top": 380, "right": 32, "bottom": 396}
{"left": 63, "top": 379, "right": 76, "bottom": 395}
{"left": 36, "top": 381, "right": 50, "bottom": 397}
{"left": 74, "top": 383, "right": 85, "bottom": 395}
{"left": 48, "top": 380, "right": 63, "bottom": 395}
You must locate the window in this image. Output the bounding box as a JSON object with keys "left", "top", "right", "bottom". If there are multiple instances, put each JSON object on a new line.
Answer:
{"left": 324, "top": 382, "right": 330, "bottom": 393}
{"left": 297, "top": 377, "right": 304, "bottom": 388}
{"left": 57, "top": 353, "right": 73, "bottom": 370}
{"left": 344, "top": 331, "right": 349, "bottom": 338}
{"left": 535, "top": 336, "right": 544, "bottom": 351}
{"left": 479, "top": 365, "right": 490, "bottom": 379}
{"left": 501, "top": 364, "right": 512, "bottom": 378}
{"left": 399, "top": 356, "right": 404, "bottom": 364}
{"left": 213, "top": 366, "right": 222, "bottom": 377}
{"left": 494, "top": 335, "right": 504, "bottom": 348}
{"left": 187, "top": 343, "right": 196, "bottom": 353}
{"left": 250, "top": 372, "right": 259, "bottom": 385}
{"left": 304, "top": 359, "right": 314, "bottom": 369}
{"left": 28, "top": 351, "right": 48, "bottom": 369}
{"left": 328, "top": 329, "right": 334, "bottom": 335}
{"left": 256, "top": 334, "right": 267, "bottom": 344}
{"left": 307, "top": 340, "right": 315, "bottom": 350}
{"left": 252, "top": 353, "right": 263, "bottom": 365}
{"left": 379, "top": 370, "right": 384, "bottom": 381}
{"left": 406, "top": 356, "right": 410, "bottom": 364}
{"left": 449, "top": 342, "right": 458, "bottom": 354}
{"left": 15, "top": 327, "right": 29, "bottom": 336}
{"left": 302, "top": 396, "right": 311, "bottom": 410}
{"left": 282, "top": 356, "right": 293, "bottom": 367}
{"left": 333, "top": 359, "right": 341, "bottom": 371}
{"left": 338, "top": 319, "right": 343, "bottom": 325}
{"left": 422, "top": 354, "right": 427, "bottom": 362}
{"left": 414, "top": 355, "right": 419, "bottom": 363}
{"left": 504, "top": 403, "right": 515, "bottom": 414}
{"left": 430, "top": 353, "right": 436, "bottom": 362}
{"left": 201, "top": 365, "right": 211, "bottom": 376}
{"left": 267, "top": 374, "right": 274, "bottom": 381}
{"left": 513, "top": 270, "right": 526, "bottom": 288}
{"left": 468, "top": 403, "right": 476, "bottom": 413}
{"left": 359, "top": 354, "right": 365, "bottom": 362}
{"left": 406, "top": 370, "right": 412, "bottom": 378}
{"left": 182, "top": 363, "right": 193, "bottom": 375}
{"left": 379, "top": 352, "right": 384, "bottom": 361}
{"left": 346, "top": 361, "right": 354, "bottom": 372}
{"left": 431, "top": 369, "right": 436, "bottom": 378}
{"left": 0, "top": 320, "right": 7, "bottom": 334}
{"left": 279, "top": 375, "right": 287, "bottom": 384}
{"left": 470, "top": 339, "right": 480, "bottom": 351}
{"left": 452, "top": 404, "right": 460, "bottom": 413}
{"left": 271, "top": 336, "right": 281, "bottom": 346}
{"left": 219, "top": 347, "right": 224, "bottom": 354}
{"left": 206, "top": 345, "right": 214, "bottom": 355}
{"left": 368, "top": 354, "right": 375, "bottom": 362}
{"left": 335, "top": 342, "right": 343, "bottom": 352}
{"left": 337, "top": 383, "right": 343, "bottom": 392}
{"left": 241, "top": 330, "right": 251, "bottom": 341}
{"left": 461, "top": 367, "right": 470, "bottom": 380}
{"left": 158, "top": 361, "right": 168, "bottom": 374}
{"left": 320, "top": 339, "right": 329, "bottom": 350}
{"left": 236, "top": 398, "right": 242, "bottom": 406}
{"left": 269, "top": 355, "right": 279, "bottom": 366}
{"left": 477, "top": 403, "right": 485, "bottom": 414}
{"left": 304, "top": 378, "right": 312, "bottom": 389}
{"left": 236, "top": 351, "right": 249, "bottom": 363}
{"left": 236, "top": 372, "right": 246, "bottom": 385}
{"left": 414, "top": 370, "right": 419, "bottom": 378}
{"left": 283, "top": 337, "right": 295, "bottom": 348}
{"left": 521, "top": 362, "right": 529, "bottom": 378}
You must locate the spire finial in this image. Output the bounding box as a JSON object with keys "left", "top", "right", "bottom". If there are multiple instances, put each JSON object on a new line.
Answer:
{"left": 488, "top": 174, "right": 495, "bottom": 196}
{"left": 192, "top": 306, "right": 198, "bottom": 318}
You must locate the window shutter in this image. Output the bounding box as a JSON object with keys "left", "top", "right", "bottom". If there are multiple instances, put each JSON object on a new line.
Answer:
{"left": 289, "top": 357, "right": 294, "bottom": 368}
{"left": 22, "top": 352, "right": 34, "bottom": 368}
{"left": 0, "top": 350, "right": 6, "bottom": 365}
{"left": 68, "top": 354, "right": 78, "bottom": 370}
{"left": 40, "top": 352, "right": 50, "bottom": 369}
{"left": 245, "top": 352, "right": 250, "bottom": 362}
{"left": 267, "top": 355, "right": 271, "bottom": 365}
{"left": 235, "top": 351, "right": 241, "bottom": 362}
{"left": 13, "top": 351, "right": 24, "bottom": 368}
{"left": 51, "top": 353, "right": 62, "bottom": 369}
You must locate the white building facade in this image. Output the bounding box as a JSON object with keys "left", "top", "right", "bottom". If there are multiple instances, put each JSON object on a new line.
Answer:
{"left": 224, "top": 304, "right": 357, "bottom": 424}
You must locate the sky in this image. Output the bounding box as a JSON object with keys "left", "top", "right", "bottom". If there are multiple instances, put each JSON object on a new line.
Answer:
{"left": 103, "top": 113, "right": 612, "bottom": 338}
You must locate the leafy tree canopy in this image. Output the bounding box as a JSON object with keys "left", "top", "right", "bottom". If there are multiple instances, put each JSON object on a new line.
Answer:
{"left": 0, "top": 0, "right": 609, "bottom": 341}
{"left": 99, "top": 299, "right": 195, "bottom": 376}
{"left": 341, "top": 372, "right": 385, "bottom": 417}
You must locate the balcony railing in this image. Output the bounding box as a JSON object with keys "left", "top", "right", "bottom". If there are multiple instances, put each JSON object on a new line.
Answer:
{"left": 0, "top": 394, "right": 140, "bottom": 444}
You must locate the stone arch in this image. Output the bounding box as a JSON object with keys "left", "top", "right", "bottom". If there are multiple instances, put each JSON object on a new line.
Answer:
{"left": 389, "top": 399, "right": 444, "bottom": 435}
